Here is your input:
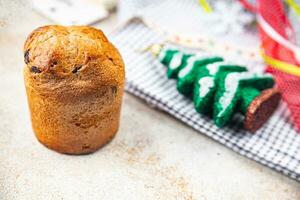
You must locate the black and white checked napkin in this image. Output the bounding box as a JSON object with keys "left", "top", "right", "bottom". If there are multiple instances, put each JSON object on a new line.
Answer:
{"left": 110, "top": 19, "right": 300, "bottom": 181}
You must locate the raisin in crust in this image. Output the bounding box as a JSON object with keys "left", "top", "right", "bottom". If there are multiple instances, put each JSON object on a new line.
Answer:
{"left": 23, "top": 25, "right": 125, "bottom": 154}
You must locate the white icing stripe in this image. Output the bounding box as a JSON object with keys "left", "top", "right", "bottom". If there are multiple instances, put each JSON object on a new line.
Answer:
{"left": 198, "top": 77, "right": 214, "bottom": 98}
{"left": 158, "top": 49, "right": 166, "bottom": 62}
{"left": 178, "top": 58, "right": 194, "bottom": 78}
{"left": 206, "top": 61, "right": 232, "bottom": 75}
{"left": 169, "top": 52, "right": 183, "bottom": 69}
{"left": 178, "top": 53, "right": 210, "bottom": 78}
{"left": 217, "top": 72, "right": 272, "bottom": 117}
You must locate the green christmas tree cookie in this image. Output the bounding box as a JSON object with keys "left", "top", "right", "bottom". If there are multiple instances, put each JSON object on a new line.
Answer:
{"left": 152, "top": 46, "right": 281, "bottom": 132}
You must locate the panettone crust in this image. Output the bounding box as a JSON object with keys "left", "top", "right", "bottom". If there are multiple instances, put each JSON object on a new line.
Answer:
{"left": 24, "top": 25, "right": 125, "bottom": 154}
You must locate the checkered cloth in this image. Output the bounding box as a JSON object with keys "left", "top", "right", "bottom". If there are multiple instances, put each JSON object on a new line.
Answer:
{"left": 110, "top": 19, "right": 300, "bottom": 181}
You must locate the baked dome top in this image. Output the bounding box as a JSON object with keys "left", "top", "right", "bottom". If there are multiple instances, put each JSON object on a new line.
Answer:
{"left": 24, "top": 25, "right": 125, "bottom": 94}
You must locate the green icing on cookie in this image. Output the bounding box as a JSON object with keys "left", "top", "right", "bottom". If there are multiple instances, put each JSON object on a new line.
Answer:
{"left": 239, "top": 87, "right": 261, "bottom": 114}
{"left": 193, "top": 62, "right": 247, "bottom": 114}
{"left": 158, "top": 48, "right": 193, "bottom": 79}
{"left": 214, "top": 72, "right": 274, "bottom": 127}
{"left": 167, "top": 54, "right": 192, "bottom": 79}
{"left": 176, "top": 54, "right": 223, "bottom": 95}
{"left": 158, "top": 48, "right": 179, "bottom": 66}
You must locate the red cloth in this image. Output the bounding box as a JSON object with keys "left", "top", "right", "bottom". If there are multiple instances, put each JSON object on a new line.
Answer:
{"left": 240, "top": 0, "right": 300, "bottom": 131}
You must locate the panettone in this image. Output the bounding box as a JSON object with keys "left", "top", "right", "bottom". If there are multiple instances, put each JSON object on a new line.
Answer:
{"left": 23, "top": 25, "right": 125, "bottom": 154}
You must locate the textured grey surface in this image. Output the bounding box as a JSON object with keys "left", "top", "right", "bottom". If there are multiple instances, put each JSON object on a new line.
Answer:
{"left": 0, "top": 1, "right": 300, "bottom": 199}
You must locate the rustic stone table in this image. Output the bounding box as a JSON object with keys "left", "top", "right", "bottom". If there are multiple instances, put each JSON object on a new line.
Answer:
{"left": 0, "top": 1, "right": 299, "bottom": 199}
